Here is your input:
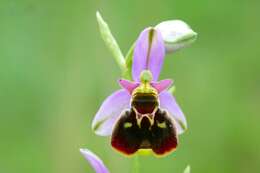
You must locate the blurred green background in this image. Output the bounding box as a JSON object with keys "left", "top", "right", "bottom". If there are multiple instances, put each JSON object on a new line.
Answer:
{"left": 1, "top": 0, "right": 260, "bottom": 173}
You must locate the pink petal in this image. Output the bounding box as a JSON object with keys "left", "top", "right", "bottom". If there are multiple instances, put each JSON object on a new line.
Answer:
{"left": 159, "top": 91, "right": 187, "bottom": 134}
{"left": 118, "top": 79, "right": 139, "bottom": 94}
{"left": 80, "top": 148, "right": 110, "bottom": 173}
{"left": 132, "top": 27, "right": 165, "bottom": 82}
{"left": 151, "top": 79, "right": 173, "bottom": 93}
{"left": 92, "top": 89, "right": 131, "bottom": 136}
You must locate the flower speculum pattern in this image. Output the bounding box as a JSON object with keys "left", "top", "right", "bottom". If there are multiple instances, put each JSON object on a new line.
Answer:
{"left": 111, "top": 72, "right": 178, "bottom": 156}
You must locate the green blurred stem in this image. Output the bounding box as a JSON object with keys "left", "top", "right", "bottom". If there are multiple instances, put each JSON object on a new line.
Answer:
{"left": 96, "top": 11, "right": 126, "bottom": 72}
{"left": 132, "top": 155, "right": 140, "bottom": 173}
{"left": 122, "top": 43, "right": 135, "bottom": 80}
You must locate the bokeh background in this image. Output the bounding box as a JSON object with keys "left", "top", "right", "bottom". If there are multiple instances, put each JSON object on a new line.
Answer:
{"left": 1, "top": 0, "right": 260, "bottom": 173}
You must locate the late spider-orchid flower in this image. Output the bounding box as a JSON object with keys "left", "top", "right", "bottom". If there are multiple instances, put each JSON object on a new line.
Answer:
{"left": 92, "top": 27, "right": 187, "bottom": 156}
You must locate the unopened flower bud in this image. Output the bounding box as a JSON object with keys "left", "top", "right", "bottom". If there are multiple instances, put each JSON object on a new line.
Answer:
{"left": 156, "top": 20, "right": 197, "bottom": 53}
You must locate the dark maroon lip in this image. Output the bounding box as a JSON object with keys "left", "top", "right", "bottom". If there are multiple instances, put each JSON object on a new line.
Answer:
{"left": 111, "top": 108, "right": 178, "bottom": 156}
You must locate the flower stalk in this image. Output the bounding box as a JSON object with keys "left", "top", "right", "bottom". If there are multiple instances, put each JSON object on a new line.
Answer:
{"left": 123, "top": 43, "right": 135, "bottom": 80}
{"left": 132, "top": 155, "right": 140, "bottom": 173}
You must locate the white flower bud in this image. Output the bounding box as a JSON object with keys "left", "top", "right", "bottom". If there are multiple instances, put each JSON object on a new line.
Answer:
{"left": 155, "top": 20, "right": 197, "bottom": 53}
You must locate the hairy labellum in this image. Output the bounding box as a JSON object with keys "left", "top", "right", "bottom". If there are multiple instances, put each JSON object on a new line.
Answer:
{"left": 111, "top": 84, "right": 178, "bottom": 156}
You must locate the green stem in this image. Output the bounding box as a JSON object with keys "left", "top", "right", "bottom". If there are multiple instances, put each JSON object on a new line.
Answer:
{"left": 132, "top": 155, "right": 140, "bottom": 173}
{"left": 122, "top": 42, "right": 135, "bottom": 80}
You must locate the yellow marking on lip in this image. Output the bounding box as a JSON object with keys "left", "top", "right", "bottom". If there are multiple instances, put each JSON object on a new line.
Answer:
{"left": 157, "top": 121, "right": 166, "bottom": 128}
{"left": 136, "top": 114, "right": 154, "bottom": 128}
{"left": 124, "top": 122, "right": 132, "bottom": 128}
{"left": 137, "top": 149, "right": 153, "bottom": 156}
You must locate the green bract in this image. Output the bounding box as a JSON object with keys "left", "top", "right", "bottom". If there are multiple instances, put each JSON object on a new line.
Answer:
{"left": 96, "top": 11, "right": 126, "bottom": 73}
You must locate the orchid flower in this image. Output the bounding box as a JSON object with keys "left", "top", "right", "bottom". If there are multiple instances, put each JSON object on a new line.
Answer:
{"left": 92, "top": 27, "right": 187, "bottom": 156}
{"left": 80, "top": 148, "right": 191, "bottom": 173}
